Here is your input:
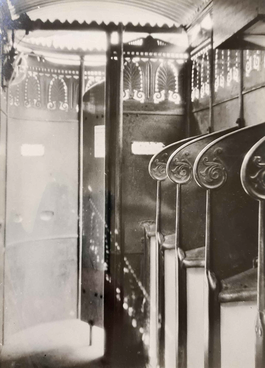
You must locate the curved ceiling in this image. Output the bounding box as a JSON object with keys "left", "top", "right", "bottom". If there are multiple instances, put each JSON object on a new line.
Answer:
{"left": 9, "top": 0, "right": 211, "bottom": 27}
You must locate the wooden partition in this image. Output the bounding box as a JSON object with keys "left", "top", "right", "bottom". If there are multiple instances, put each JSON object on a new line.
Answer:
{"left": 148, "top": 137, "right": 196, "bottom": 368}
{"left": 241, "top": 136, "right": 265, "bottom": 368}
{"left": 165, "top": 127, "right": 236, "bottom": 368}
{"left": 194, "top": 123, "right": 265, "bottom": 368}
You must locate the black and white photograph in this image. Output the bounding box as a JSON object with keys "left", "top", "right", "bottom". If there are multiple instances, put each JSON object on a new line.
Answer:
{"left": 0, "top": 0, "right": 265, "bottom": 367}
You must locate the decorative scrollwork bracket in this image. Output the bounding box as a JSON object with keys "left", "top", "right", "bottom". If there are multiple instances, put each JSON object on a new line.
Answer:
{"left": 241, "top": 137, "right": 265, "bottom": 201}
{"left": 167, "top": 151, "right": 192, "bottom": 184}
{"left": 196, "top": 147, "right": 227, "bottom": 189}
{"left": 151, "top": 152, "right": 168, "bottom": 180}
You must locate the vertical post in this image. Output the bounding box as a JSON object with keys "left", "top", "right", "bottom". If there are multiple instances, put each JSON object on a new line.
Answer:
{"left": 204, "top": 189, "right": 211, "bottom": 368}
{"left": 77, "top": 55, "right": 85, "bottom": 319}
{"left": 155, "top": 180, "right": 162, "bottom": 367}
{"left": 175, "top": 183, "right": 187, "bottom": 368}
{"left": 186, "top": 59, "right": 192, "bottom": 138}
{"left": 204, "top": 189, "right": 220, "bottom": 368}
{"left": 238, "top": 50, "right": 244, "bottom": 128}
{"left": 256, "top": 200, "right": 265, "bottom": 368}
{"left": 104, "top": 30, "right": 112, "bottom": 361}
{"left": 209, "top": 31, "right": 214, "bottom": 133}
{"left": 104, "top": 24, "right": 124, "bottom": 365}
{"left": 114, "top": 22, "right": 124, "bottom": 308}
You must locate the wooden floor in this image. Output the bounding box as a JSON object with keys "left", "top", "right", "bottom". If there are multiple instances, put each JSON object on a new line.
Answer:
{"left": 0, "top": 319, "right": 105, "bottom": 368}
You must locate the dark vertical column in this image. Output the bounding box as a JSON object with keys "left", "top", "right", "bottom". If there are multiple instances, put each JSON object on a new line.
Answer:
{"left": 114, "top": 24, "right": 124, "bottom": 300}
{"left": 175, "top": 184, "right": 187, "bottom": 368}
{"left": 113, "top": 22, "right": 124, "bottom": 359}
{"left": 104, "top": 30, "right": 112, "bottom": 362}
{"left": 77, "top": 55, "right": 85, "bottom": 319}
{"left": 104, "top": 25, "right": 124, "bottom": 365}
{"left": 186, "top": 58, "right": 192, "bottom": 138}
{"left": 155, "top": 180, "right": 162, "bottom": 367}
{"left": 238, "top": 50, "right": 244, "bottom": 128}
{"left": 209, "top": 32, "right": 214, "bottom": 133}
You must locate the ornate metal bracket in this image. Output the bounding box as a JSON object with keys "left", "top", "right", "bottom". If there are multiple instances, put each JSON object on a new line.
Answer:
{"left": 195, "top": 147, "right": 228, "bottom": 189}
{"left": 167, "top": 150, "right": 193, "bottom": 184}
{"left": 241, "top": 136, "right": 265, "bottom": 201}
{"left": 149, "top": 152, "right": 169, "bottom": 181}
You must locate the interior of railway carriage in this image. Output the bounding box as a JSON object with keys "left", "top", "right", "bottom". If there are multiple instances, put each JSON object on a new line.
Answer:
{"left": 1, "top": 0, "right": 265, "bottom": 367}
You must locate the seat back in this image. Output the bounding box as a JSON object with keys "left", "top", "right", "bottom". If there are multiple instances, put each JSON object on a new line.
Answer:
{"left": 241, "top": 136, "right": 265, "bottom": 368}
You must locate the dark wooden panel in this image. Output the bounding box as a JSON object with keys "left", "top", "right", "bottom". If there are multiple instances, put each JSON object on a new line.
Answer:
{"left": 244, "top": 88, "right": 265, "bottom": 126}
{"left": 213, "top": 0, "right": 265, "bottom": 48}
{"left": 213, "top": 99, "right": 239, "bottom": 131}
{"left": 192, "top": 110, "right": 209, "bottom": 135}
{"left": 167, "top": 128, "right": 237, "bottom": 253}
{"left": 195, "top": 123, "right": 265, "bottom": 281}
{"left": 122, "top": 113, "right": 185, "bottom": 253}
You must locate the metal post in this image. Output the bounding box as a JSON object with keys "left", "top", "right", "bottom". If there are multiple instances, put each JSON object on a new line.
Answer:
{"left": 104, "top": 30, "right": 112, "bottom": 362}
{"left": 114, "top": 22, "right": 124, "bottom": 307}
{"left": 256, "top": 200, "right": 265, "bottom": 368}
{"left": 174, "top": 183, "right": 187, "bottom": 368}
{"left": 238, "top": 50, "right": 244, "bottom": 128}
{"left": 204, "top": 189, "right": 220, "bottom": 368}
{"left": 155, "top": 180, "right": 162, "bottom": 367}
{"left": 77, "top": 55, "right": 85, "bottom": 319}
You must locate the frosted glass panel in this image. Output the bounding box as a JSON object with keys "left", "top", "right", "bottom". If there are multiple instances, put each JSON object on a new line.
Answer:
{"left": 187, "top": 268, "right": 204, "bottom": 368}
{"left": 221, "top": 301, "right": 256, "bottom": 368}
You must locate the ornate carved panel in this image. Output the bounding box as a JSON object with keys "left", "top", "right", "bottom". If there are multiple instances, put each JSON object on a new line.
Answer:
{"left": 47, "top": 76, "right": 68, "bottom": 111}
{"left": 196, "top": 147, "right": 228, "bottom": 189}
{"left": 24, "top": 72, "right": 41, "bottom": 108}
{"left": 154, "top": 62, "right": 180, "bottom": 104}
{"left": 85, "top": 71, "right": 105, "bottom": 92}
{"left": 168, "top": 151, "right": 193, "bottom": 184}
{"left": 123, "top": 60, "right": 145, "bottom": 103}
{"left": 150, "top": 152, "right": 169, "bottom": 181}
{"left": 241, "top": 136, "right": 265, "bottom": 201}
{"left": 9, "top": 85, "right": 20, "bottom": 107}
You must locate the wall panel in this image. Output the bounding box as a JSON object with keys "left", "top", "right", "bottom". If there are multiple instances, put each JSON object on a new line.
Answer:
{"left": 4, "top": 117, "right": 78, "bottom": 339}
{"left": 5, "top": 238, "right": 77, "bottom": 341}
{"left": 3, "top": 55, "right": 80, "bottom": 340}
{"left": 192, "top": 110, "right": 209, "bottom": 135}
{"left": 0, "top": 90, "right": 7, "bottom": 345}
{"left": 213, "top": 99, "right": 239, "bottom": 130}
{"left": 122, "top": 113, "right": 185, "bottom": 254}
{"left": 243, "top": 88, "right": 265, "bottom": 126}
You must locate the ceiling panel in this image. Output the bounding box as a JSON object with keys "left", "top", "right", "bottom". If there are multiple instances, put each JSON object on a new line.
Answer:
{"left": 9, "top": 0, "right": 211, "bottom": 27}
